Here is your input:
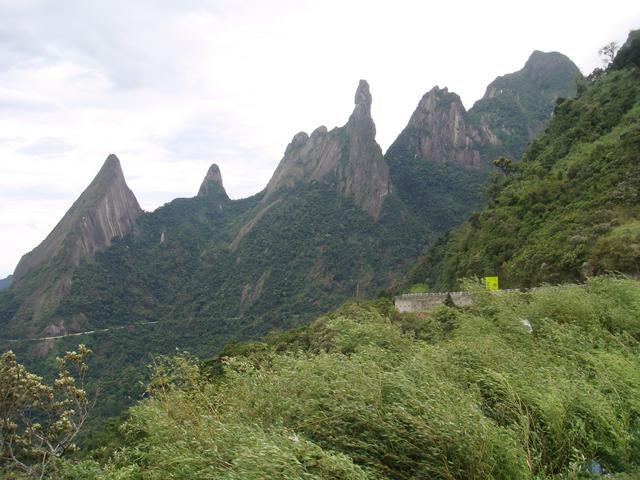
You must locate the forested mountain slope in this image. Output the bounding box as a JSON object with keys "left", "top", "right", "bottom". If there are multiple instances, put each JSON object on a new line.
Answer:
{"left": 0, "top": 51, "right": 583, "bottom": 424}
{"left": 0, "top": 81, "right": 427, "bottom": 422}
{"left": 58, "top": 277, "right": 640, "bottom": 479}
{"left": 470, "top": 50, "right": 582, "bottom": 159}
{"left": 0, "top": 156, "right": 142, "bottom": 338}
{"left": 409, "top": 37, "right": 640, "bottom": 289}
{"left": 386, "top": 51, "right": 580, "bottom": 233}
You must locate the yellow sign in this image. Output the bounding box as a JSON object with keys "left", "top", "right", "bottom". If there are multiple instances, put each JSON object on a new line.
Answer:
{"left": 485, "top": 276, "right": 499, "bottom": 291}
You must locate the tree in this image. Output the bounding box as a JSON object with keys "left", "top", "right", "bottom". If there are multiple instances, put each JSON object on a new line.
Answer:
{"left": 492, "top": 156, "right": 518, "bottom": 176}
{"left": 0, "top": 345, "right": 92, "bottom": 478}
{"left": 599, "top": 41, "right": 619, "bottom": 66}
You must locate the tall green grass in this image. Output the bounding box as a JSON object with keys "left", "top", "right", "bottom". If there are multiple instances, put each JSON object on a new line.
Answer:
{"left": 62, "top": 277, "right": 640, "bottom": 479}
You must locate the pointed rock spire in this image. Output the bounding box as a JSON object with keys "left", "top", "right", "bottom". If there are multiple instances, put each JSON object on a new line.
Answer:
{"left": 198, "top": 163, "right": 228, "bottom": 199}
{"left": 104, "top": 153, "right": 121, "bottom": 170}
{"left": 263, "top": 80, "right": 391, "bottom": 217}
{"left": 13, "top": 154, "right": 142, "bottom": 281}
{"left": 88, "top": 154, "right": 130, "bottom": 192}
{"left": 352, "top": 80, "right": 372, "bottom": 116}
{"left": 347, "top": 79, "right": 376, "bottom": 140}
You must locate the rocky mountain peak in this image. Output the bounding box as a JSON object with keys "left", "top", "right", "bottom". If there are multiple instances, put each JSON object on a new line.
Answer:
{"left": 89, "top": 153, "right": 127, "bottom": 189}
{"left": 411, "top": 86, "right": 464, "bottom": 125}
{"left": 347, "top": 79, "right": 376, "bottom": 140}
{"left": 262, "top": 80, "right": 390, "bottom": 217}
{"left": 104, "top": 153, "right": 121, "bottom": 169}
{"left": 198, "top": 163, "right": 228, "bottom": 199}
{"left": 482, "top": 50, "right": 580, "bottom": 102}
{"left": 13, "top": 154, "right": 142, "bottom": 282}
{"left": 523, "top": 50, "right": 575, "bottom": 77}
{"left": 354, "top": 79, "right": 372, "bottom": 109}
{"left": 419, "top": 85, "right": 449, "bottom": 103}
{"left": 473, "top": 50, "right": 581, "bottom": 156}
{"left": 387, "top": 85, "right": 487, "bottom": 168}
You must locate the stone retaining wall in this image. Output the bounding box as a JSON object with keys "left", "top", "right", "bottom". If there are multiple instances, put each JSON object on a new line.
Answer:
{"left": 395, "top": 285, "right": 584, "bottom": 313}
{"left": 395, "top": 291, "right": 473, "bottom": 312}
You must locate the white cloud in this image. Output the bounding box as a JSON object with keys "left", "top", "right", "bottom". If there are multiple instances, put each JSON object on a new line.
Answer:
{"left": 17, "top": 137, "right": 75, "bottom": 157}
{"left": 0, "top": 0, "right": 639, "bottom": 276}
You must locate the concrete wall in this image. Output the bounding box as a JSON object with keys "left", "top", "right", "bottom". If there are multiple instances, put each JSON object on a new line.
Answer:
{"left": 395, "top": 291, "right": 473, "bottom": 313}
{"left": 395, "top": 285, "right": 585, "bottom": 313}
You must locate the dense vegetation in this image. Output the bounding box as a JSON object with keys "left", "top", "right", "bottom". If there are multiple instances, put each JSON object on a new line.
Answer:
{"left": 410, "top": 43, "right": 640, "bottom": 290}
{"left": 385, "top": 129, "right": 491, "bottom": 234}
{"left": 469, "top": 51, "right": 581, "bottom": 159}
{"left": 34, "top": 277, "right": 639, "bottom": 479}
{"left": 386, "top": 51, "right": 579, "bottom": 233}
{"left": 0, "top": 345, "right": 91, "bottom": 478}
{"left": 2, "top": 34, "right": 638, "bottom": 479}
{"left": 0, "top": 181, "right": 426, "bottom": 426}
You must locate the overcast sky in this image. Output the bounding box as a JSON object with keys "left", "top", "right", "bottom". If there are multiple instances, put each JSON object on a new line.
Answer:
{"left": 0, "top": 0, "right": 639, "bottom": 277}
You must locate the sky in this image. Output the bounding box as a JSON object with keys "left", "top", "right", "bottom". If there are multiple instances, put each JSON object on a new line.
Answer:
{"left": 0, "top": 0, "right": 639, "bottom": 277}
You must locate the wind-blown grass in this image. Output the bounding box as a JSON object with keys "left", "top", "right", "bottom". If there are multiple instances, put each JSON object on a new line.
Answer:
{"left": 62, "top": 277, "right": 640, "bottom": 479}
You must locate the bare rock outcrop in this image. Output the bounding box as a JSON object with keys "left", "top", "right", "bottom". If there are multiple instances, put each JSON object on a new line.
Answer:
{"left": 198, "top": 163, "right": 228, "bottom": 199}
{"left": 264, "top": 80, "right": 391, "bottom": 218}
{"left": 387, "top": 86, "right": 494, "bottom": 168}
{"left": 13, "top": 154, "right": 142, "bottom": 282}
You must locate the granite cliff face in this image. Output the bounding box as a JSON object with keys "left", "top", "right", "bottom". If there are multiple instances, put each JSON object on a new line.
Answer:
{"left": 387, "top": 51, "right": 580, "bottom": 171}
{"left": 265, "top": 80, "right": 391, "bottom": 218}
{"left": 13, "top": 154, "right": 142, "bottom": 283}
{"left": 1, "top": 155, "right": 141, "bottom": 339}
{"left": 385, "top": 50, "right": 581, "bottom": 232}
{"left": 387, "top": 86, "right": 497, "bottom": 169}
{"left": 384, "top": 86, "right": 496, "bottom": 232}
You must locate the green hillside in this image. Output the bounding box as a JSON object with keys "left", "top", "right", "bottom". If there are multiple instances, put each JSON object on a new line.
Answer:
{"left": 386, "top": 51, "right": 581, "bottom": 235}
{"left": 53, "top": 278, "right": 640, "bottom": 479}
{"left": 0, "top": 181, "right": 426, "bottom": 423}
{"left": 57, "top": 183, "right": 423, "bottom": 337}
{"left": 385, "top": 88, "right": 492, "bottom": 233}
{"left": 3, "top": 37, "right": 638, "bottom": 479}
{"left": 470, "top": 51, "right": 581, "bottom": 159}
{"left": 0, "top": 80, "right": 429, "bottom": 424}
{"left": 410, "top": 43, "right": 640, "bottom": 290}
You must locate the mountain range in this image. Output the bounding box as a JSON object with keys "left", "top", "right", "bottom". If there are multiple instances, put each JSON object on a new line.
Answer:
{"left": 0, "top": 49, "right": 582, "bottom": 420}
{"left": 386, "top": 51, "right": 580, "bottom": 232}
{"left": 409, "top": 33, "right": 640, "bottom": 289}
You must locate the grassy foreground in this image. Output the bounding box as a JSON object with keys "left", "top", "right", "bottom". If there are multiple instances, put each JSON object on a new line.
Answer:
{"left": 57, "top": 277, "right": 640, "bottom": 479}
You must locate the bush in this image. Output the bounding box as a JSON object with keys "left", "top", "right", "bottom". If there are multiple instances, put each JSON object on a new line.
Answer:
{"left": 77, "top": 278, "right": 640, "bottom": 478}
